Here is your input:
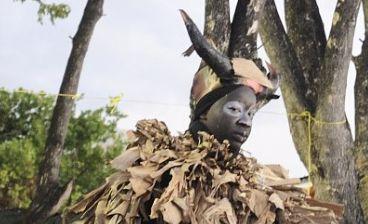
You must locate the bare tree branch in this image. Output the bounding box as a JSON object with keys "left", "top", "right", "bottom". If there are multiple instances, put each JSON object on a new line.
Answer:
{"left": 311, "top": 0, "right": 363, "bottom": 222}
{"left": 229, "top": 0, "right": 276, "bottom": 112}
{"left": 229, "top": 0, "right": 266, "bottom": 59}
{"left": 203, "top": 0, "right": 231, "bottom": 55}
{"left": 26, "top": 0, "right": 104, "bottom": 223}
{"left": 284, "top": 0, "right": 326, "bottom": 112}
{"left": 354, "top": 0, "right": 368, "bottom": 221}
{"left": 259, "top": 1, "right": 310, "bottom": 112}
{"left": 317, "top": 0, "right": 361, "bottom": 113}
{"left": 259, "top": 0, "right": 313, "bottom": 167}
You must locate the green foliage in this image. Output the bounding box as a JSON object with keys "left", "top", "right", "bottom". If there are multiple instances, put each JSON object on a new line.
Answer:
{"left": 14, "top": 0, "right": 71, "bottom": 24}
{"left": 0, "top": 88, "right": 127, "bottom": 209}
{"left": 61, "top": 108, "right": 126, "bottom": 204}
{"left": 0, "top": 139, "right": 36, "bottom": 208}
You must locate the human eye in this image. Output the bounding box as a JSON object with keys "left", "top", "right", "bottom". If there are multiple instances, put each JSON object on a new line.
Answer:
{"left": 227, "top": 105, "right": 241, "bottom": 113}
{"left": 247, "top": 108, "right": 256, "bottom": 117}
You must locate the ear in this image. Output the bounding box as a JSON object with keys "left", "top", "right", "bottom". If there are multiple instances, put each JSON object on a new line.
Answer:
{"left": 199, "top": 112, "right": 208, "bottom": 122}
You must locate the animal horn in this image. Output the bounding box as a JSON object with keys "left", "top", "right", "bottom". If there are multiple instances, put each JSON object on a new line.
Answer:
{"left": 179, "top": 9, "right": 233, "bottom": 80}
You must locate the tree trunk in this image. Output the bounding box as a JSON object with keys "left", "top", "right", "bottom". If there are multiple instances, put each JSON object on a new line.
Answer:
{"left": 353, "top": 0, "right": 368, "bottom": 222}
{"left": 313, "top": 1, "right": 362, "bottom": 222}
{"left": 260, "top": 0, "right": 365, "bottom": 223}
{"left": 26, "top": 1, "right": 104, "bottom": 223}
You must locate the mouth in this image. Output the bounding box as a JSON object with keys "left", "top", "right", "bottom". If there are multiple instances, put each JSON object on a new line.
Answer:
{"left": 232, "top": 132, "right": 248, "bottom": 142}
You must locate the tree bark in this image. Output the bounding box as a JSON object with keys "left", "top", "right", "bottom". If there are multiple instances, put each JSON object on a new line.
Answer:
{"left": 354, "top": 0, "right": 368, "bottom": 221}
{"left": 229, "top": 0, "right": 278, "bottom": 111}
{"left": 229, "top": 0, "right": 266, "bottom": 60}
{"left": 203, "top": 0, "right": 231, "bottom": 55}
{"left": 284, "top": 0, "right": 326, "bottom": 112}
{"left": 261, "top": 0, "right": 365, "bottom": 222}
{"left": 259, "top": 0, "right": 311, "bottom": 167}
{"left": 313, "top": 1, "right": 362, "bottom": 222}
{"left": 26, "top": 1, "right": 104, "bottom": 223}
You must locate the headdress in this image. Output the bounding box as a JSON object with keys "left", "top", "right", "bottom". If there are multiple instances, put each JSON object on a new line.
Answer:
{"left": 180, "top": 10, "right": 279, "bottom": 121}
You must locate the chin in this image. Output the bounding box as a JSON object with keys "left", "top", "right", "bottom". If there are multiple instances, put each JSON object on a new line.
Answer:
{"left": 229, "top": 141, "right": 243, "bottom": 155}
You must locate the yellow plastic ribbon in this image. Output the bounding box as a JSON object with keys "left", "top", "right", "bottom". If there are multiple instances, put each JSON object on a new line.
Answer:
{"left": 14, "top": 89, "right": 122, "bottom": 114}
{"left": 15, "top": 89, "right": 81, "bottom": 100}
{"left": 108, "top": 94, "right": 123, "bottom": 113}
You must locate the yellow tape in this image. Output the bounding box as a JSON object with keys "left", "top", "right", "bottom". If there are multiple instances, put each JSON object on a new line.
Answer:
{"left": 15, "top": 89, "right": 81, "bottom": 100}
{"left": 14, "top": 89, "right": 121, "bottom": 114}
{"left": 108, "top": 94, "right": 123, "bottom": 113}
{"left": 289, "top": 111, "right": 346, "bottom": 183}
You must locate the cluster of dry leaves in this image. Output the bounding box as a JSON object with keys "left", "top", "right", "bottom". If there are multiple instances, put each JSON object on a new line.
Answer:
{"left": 66, "top": 119, "right": 342, "bottom": 224}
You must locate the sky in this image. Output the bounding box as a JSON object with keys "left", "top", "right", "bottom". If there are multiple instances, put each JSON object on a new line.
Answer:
{"left": 0, "top": 0, "right": 364, "bottom": 177}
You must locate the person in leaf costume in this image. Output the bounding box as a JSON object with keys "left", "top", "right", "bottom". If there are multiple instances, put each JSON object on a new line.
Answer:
{"left": 64, "top": 10, "right": 342, "bottom": 224}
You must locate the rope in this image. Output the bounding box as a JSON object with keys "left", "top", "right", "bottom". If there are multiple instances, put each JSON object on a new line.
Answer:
{"left": 288, "top": 111, "right": 346, "bottom": 182}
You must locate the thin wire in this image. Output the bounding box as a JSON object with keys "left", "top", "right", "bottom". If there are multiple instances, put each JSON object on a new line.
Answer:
{"left": 123, "top": 99, "right": 188, "bottom": 107}
{"left": 12, "top": 88, "right": 349, "bottom": 188}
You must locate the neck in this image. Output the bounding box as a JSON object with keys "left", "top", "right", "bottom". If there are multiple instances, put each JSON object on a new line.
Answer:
{"left": 188, "top": 120, "right": 209, "bottom": 143}
{"left": 188, "top": 120, "right": 241, "bottom": 155}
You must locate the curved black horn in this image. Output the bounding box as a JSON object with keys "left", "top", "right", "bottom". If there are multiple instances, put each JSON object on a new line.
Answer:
{"left": 179, "top": 9, "right": 233, "bottom": 80}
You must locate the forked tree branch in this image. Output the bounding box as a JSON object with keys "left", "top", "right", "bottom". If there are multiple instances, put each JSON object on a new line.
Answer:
{"left": 312, "top": 1, "right": 362, "bottom": 222}
{"left": 316, "top": 0, "right": 361, "bottom": 119}
{"left": 259, "top": 0, "right": 309, "bottom": 112}
{"left": 259, "top": 0, "right": 312, "bottom": 166}
{"left": 284, "top": 0, "right": 326, "bottom": 112}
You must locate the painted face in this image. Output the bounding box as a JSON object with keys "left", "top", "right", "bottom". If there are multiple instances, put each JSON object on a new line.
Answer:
{"left": 201, "top": 86, "right": 257, "bottom": 153}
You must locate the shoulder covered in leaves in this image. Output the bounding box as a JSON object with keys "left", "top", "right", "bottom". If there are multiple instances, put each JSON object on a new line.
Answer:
{"left": 65, "top": 119, "right": 342, "bottom": 224}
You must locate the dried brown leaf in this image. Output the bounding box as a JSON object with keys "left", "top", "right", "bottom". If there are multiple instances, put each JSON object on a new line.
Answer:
{"left": 140, "top": 140, "right": 154, "bottom": 160}
{"left": 172, "top": 196, "right": 193, "bottom": 223}
{"left": 150, "top": 167, "right": 187, "bottom": 218}
{"left": 203, "top": 198, "right": 237, "bottom": 224}
{"left": 268, "top": 193, "right": 284, "bottom": 210}
{"left": 128, "top": 165, "right": 158, "bottom": 179}
{"left": 248, "top": 189, "right": 269, "bottom": 218}
{"left": 214, "top": 170, "right": 237, "bottom": 188}
{"left": 150, "top": 160, "right": 184, "bottom": 179}
{"left": 161, "top": 201, "right": 183, "bottom": 224}
{"left": 149, "top": 149, "right": 178, "bottom": 164}
{"left": 130, "top": 177, "right": 153, "bottom": 197}
{"left": 265, "top": 164, "right": 289, "bottom": 178}
{"left": 107, "top": 200, "right": 129, "bottom": 216}
{"left": 111, "top": 147, "right": 140, "bottom": 171}
{"left": 68, "top": 182, "right": 108, "bottom": 213}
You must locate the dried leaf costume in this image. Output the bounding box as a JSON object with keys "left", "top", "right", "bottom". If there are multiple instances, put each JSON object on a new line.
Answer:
{"left": 66, "top": 10, "right": 343, "bottom": 224}
{"left": 66, "top": 119, "right": 342, "bottom": 223}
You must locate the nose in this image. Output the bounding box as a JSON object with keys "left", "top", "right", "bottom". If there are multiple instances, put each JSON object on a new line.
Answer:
{"left": 238, "top": 113, "right": 252, "bottom": 127}
{"left": 237, "top": 113, "right": 252, "bottom": 127}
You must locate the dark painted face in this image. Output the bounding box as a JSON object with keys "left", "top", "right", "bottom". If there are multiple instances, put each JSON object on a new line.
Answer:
{"left": 201, "top": 86, "right": 257, "bottom": 153}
